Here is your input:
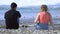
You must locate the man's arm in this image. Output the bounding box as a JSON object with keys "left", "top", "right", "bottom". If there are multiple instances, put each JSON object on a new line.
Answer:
{"left": 4, "top": 12, "right": 7, "bottom": 19}
{"left": 17, "top": 11, "right": 21, "bottom": 18}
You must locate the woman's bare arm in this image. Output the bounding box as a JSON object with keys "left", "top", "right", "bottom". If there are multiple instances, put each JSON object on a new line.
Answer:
{"left": 34, "top": 13, "right": 40, "bottom": 23}
{"left": 50, "top": 16, "right": 55, "bottom": 29}
{"left": 50, "top": 20, "right": 55, "bottom": 29}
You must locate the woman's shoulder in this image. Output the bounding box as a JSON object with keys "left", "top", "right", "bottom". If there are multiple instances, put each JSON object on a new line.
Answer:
{"left": 46, "top": 12, "right": 52, "bottom": 17}
{"left": 37, "top": 13, "right": 40, "bottom": 15}
{"left": 46, "top": 12, "right": 51, "bottom": 15}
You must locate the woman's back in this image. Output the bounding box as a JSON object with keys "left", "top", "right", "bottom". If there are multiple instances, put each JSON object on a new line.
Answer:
{"left": 39, "top": 12, "right": 51, "bottom": 24}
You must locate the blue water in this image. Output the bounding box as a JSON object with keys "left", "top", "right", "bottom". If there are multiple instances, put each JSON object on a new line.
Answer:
{"left": 0, "top": 5, "right": 60, "bottom": 24}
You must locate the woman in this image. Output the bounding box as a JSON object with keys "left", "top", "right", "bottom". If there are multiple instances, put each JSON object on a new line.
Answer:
{"left": 34, "top": 5, "right": 54, "bottom": 30}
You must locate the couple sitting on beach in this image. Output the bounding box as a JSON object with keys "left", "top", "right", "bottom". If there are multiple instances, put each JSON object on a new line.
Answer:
{"left": 4, "top": 2, "right": 54, "bottom": 30}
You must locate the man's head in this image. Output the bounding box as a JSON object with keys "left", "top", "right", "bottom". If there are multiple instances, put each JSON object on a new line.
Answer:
{"left": 11, "top": 2, "right": 17, "bottom": 10}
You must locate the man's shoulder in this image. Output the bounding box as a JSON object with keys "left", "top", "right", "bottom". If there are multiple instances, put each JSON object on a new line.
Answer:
{"left": 5, "top": 10, "right": 12, "bottom": 14}
{"left": 16, "top": 10, "right": 19, "bottom": 12}
{"left": 5, "top": 10, "right": 10, "bottom": 14}
{"left": 16, "top": 11, "right": 20, "bottom": 13}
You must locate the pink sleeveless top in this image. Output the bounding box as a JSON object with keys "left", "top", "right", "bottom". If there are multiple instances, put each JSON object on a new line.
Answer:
{"left": 38, "top": 12, "right": 51, "bottom": 24}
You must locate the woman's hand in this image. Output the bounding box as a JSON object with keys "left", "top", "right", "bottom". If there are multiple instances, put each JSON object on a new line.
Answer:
{"left": 34, "top": 20, "right": 37, "bottom": 24}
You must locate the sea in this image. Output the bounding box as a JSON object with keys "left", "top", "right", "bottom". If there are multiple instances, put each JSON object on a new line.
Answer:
{"left": 0, "top": 5, "right": 60, "bottom": 25}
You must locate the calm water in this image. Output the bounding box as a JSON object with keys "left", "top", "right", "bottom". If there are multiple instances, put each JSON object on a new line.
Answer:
{"left": 0, "top": 5, "right": 60, "bottom": 24}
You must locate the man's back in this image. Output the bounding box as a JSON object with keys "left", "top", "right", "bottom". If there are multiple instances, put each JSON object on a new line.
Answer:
{"left": 5, "top": 10, "right": 21, "bottom": 29}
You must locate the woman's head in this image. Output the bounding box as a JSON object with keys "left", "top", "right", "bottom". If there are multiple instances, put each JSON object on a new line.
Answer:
{"left": 41, "top": 5, "right": 48, "bottom": 12}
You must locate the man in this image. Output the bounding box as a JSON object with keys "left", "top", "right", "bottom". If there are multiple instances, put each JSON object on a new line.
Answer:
{"left": 4, "top": 2, "right": 21, "bottom": 29}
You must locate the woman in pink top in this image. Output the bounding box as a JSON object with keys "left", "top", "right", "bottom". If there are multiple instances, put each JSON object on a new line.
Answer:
{"left": 34, "top": 5, "right": 54, "bottom": 30}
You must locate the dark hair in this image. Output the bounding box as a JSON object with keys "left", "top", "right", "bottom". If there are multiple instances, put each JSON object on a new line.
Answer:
{"left": 41, "top": 5, "right": 48, "bottom": 12}
{"left": 11, "top": 2, "right": 17, "bottom": 8}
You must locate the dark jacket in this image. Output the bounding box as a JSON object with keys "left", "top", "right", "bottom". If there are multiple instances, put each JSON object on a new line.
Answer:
{"left": 4, "top": 9, "right": 21, "bottom": 29}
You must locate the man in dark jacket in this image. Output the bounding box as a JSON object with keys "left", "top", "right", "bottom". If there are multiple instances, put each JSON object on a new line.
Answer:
{"left": 4, "top": 2, "right": 21, "bottom": 29}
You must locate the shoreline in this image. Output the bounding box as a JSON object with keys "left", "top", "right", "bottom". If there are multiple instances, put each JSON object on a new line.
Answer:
{"left": 0, "top": 22, "right": 60, "bottom": 30}
{"left": 0, "top": 18, "right": 60, "bottom": 30}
